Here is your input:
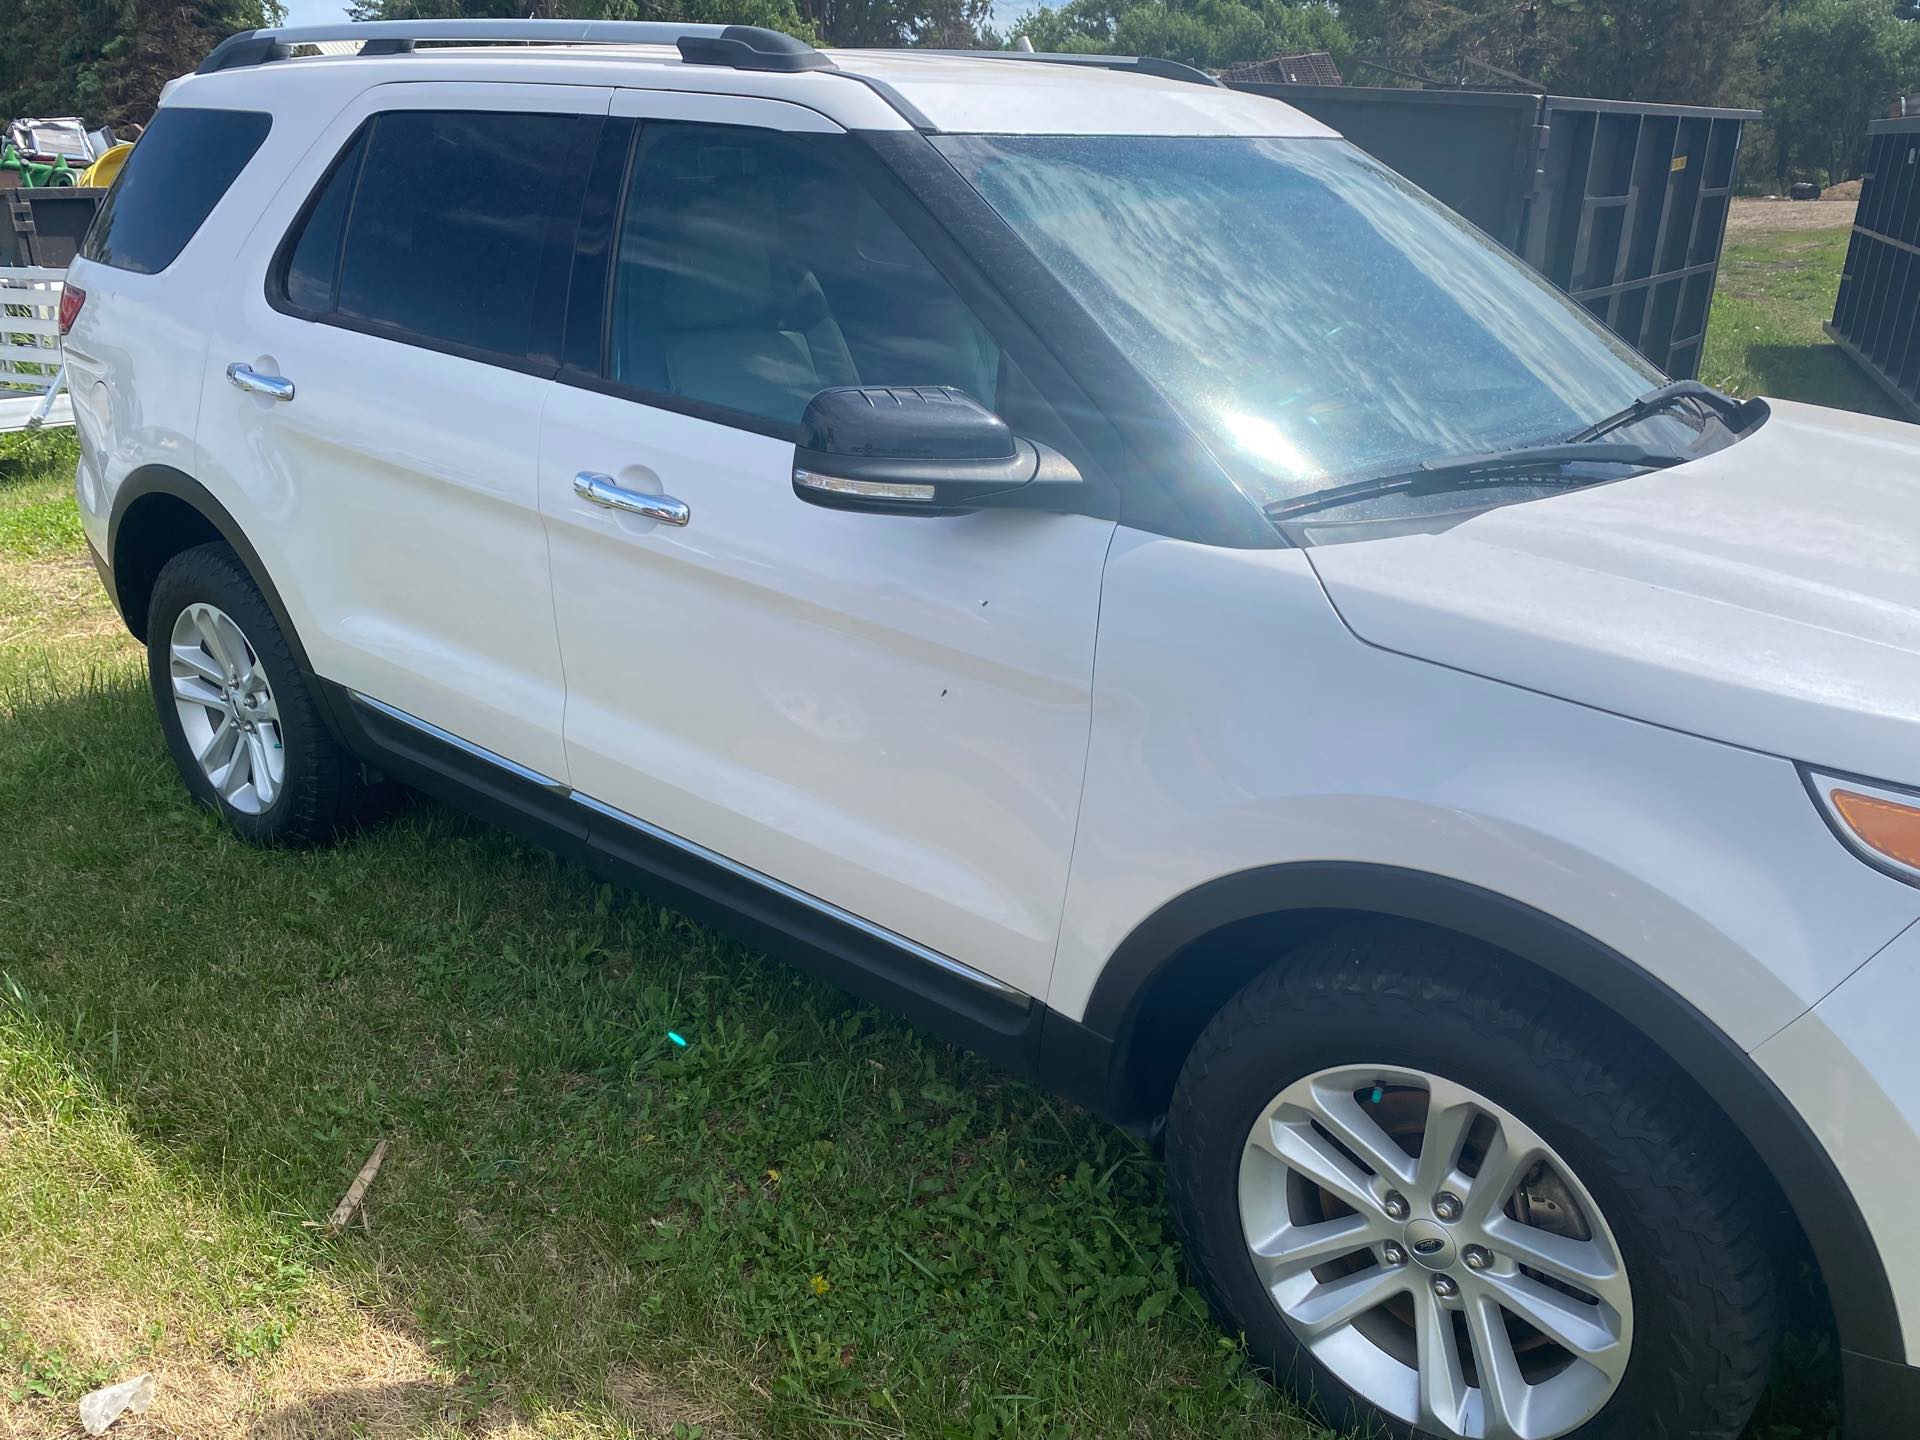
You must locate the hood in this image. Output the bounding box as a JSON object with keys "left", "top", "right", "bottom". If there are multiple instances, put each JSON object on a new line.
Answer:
{"left": 1306, "top": 399, "right": 1920, "bottom": 784}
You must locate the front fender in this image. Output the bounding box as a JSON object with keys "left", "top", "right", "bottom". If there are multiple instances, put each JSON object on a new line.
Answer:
{"left": 1051, "top": 527, "right": 1920, "bottom": 1382}
{"left": 1055, "top": 529, "right": 1920, "bottom": 1046}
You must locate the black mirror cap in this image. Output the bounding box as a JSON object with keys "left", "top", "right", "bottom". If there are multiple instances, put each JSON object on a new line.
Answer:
{"left": 792, "top": 385, "right": 1083, "bottom": 517}
{"left": 799, "top": 386, "right": 1016, "bottom": 461}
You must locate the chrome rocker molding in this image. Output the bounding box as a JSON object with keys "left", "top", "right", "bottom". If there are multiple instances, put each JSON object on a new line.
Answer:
{"left": 322, "top": 684, "right": 1038, "bottom": 1062}
{"left": 568, "top": 789, "right": 1025, "bottom": 1003}
{"left": 354, "top": 693, "right": 571, "bottom": 797}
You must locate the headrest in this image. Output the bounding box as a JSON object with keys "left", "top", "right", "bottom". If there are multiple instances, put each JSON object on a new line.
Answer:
{"left": 656, "top": 176, "right": 777, "bottom": 332}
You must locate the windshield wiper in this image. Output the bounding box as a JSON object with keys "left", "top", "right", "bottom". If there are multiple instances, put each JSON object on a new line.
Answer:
{"left": 1566, "top": 379, "right": 1756, "bottom": 444}
{"left": 1264, "top": 440, "right": 1690, "bottom": 522}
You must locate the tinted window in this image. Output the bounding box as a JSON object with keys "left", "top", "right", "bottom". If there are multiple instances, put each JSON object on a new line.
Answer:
{"left": 328, "top": 110, "right": 597, "bottom": 362}
{"left": 282, "top": 130, "right": 366, "bottom": 313}
{"left": 81, "top": 107, "right": 271, "bottom": 274}
{"left": 608, "top": 124, "right": 1000, "bottom": 428}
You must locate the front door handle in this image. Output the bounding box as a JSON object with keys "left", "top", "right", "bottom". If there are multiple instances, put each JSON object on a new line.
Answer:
{"left": 226, "top": 362, "right": 295, "bottom": 402}
{"left": 573, "top": 471, "right": 689, "bottom": 526}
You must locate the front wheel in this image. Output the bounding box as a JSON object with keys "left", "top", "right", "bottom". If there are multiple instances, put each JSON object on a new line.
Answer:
{"left": 1165, "top": 929, "right": 1777, "bottom": 1440}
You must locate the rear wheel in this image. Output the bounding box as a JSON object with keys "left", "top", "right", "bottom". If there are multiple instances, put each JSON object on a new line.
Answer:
{"left": 146, "top": 542, "right": 375, "bottom": 845}
{"left": 1165, "top": 928, "right": 1777, "bottom": 1440}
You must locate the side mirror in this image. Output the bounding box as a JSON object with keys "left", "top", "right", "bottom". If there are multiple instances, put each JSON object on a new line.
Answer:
{"left": 791, "top": 385, "right": 1081, "bottom": 516}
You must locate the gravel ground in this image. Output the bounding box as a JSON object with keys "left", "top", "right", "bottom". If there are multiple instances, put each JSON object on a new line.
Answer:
{"left": 1727, "top": 197, "right": 1857, "bottom": 237}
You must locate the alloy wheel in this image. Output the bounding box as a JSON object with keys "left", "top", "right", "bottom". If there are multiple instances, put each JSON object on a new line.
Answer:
{"left": 168, "top": 602, "right": 285, "bottom": 815}
{"left": 1238, "top": 1064, "right": 1632, "bottom": 1440}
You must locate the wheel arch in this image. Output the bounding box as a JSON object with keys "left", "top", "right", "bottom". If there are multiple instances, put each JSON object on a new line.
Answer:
{"left": 1075, "top": 860, "right": 1904, "bottom": 1371}
{"left": 107, "top": 465, "right": 313, "bottom": 675}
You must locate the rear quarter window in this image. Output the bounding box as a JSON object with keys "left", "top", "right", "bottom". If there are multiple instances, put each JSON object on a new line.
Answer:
{"left": 81, "top": 107, "right": 271, "bottom": 275}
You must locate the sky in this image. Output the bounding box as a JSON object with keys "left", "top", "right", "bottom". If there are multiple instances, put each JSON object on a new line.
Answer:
{"left": 280, "top": 0, "right": 354, "bottom": 24}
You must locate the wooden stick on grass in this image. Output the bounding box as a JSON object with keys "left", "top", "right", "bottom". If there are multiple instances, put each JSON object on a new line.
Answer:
{"left": 325, "top": 1139, "right": 389, "bottom": 1235}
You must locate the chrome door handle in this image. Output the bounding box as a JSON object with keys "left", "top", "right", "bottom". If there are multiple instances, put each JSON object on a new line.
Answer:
{"left": 226, "top": 362, "right": 295, "bottom": 402}
{"left": 573, "top": 471, "right": 689, "bottom": 526}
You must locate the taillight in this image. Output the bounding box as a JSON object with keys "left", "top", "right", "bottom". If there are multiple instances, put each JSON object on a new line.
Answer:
{"left": 58, "top": 284, "right": 86, "bottom": 337}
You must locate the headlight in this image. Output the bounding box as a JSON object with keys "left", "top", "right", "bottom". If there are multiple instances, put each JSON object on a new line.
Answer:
{"left": 1804, "top": 768, "right": 1920, "bottom": 887}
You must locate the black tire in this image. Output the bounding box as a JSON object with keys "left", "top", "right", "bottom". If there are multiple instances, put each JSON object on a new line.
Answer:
{"left": 146, "top": 541, "right": 375, "bottom": 846}
{"left": 1165, "top": 925, "right": 1777, "bottom": 1440}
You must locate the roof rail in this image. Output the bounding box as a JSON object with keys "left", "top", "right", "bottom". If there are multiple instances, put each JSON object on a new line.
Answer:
{"left": 195, "top": 20, "right": 832, "bottom": 76}
{"left": 905, "top": 49, "right": 1222, "bottom": 88}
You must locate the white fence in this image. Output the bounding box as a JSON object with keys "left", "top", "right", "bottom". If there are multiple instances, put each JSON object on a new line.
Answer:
{"left": 1, "top": 266, "right": 72, "bottom": 433}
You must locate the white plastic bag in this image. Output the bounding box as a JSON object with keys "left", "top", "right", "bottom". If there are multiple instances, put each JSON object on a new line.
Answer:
{"left": 78, "top": 1372, "right": 155, "bottom": 1435}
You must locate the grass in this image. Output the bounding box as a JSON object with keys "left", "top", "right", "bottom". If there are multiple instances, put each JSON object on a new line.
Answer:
{"left": 1699, "top": 222, "right": 1901, "bottom": 417}
{"left": 0, "top": 215, "right": 1883, "bottom": 1437}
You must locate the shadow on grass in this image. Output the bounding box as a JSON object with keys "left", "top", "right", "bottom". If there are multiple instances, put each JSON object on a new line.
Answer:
{"left": 0, "top": 427, "right": 75, "bottom": 487}
{"left": 1743, "top": 343, "right": 1907, "bottom": 420}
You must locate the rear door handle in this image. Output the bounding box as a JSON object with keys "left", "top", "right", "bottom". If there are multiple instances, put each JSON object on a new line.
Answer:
{"left": 573, "top": 471, "right": 689, "bottom": 526}
{"left": 226, "top": 362, "right": 294, "bottom": 402}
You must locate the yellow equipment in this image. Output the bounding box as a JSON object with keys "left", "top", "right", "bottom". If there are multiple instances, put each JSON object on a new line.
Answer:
{"left": 76, "top": 143, "right": 132, "bottom": 189}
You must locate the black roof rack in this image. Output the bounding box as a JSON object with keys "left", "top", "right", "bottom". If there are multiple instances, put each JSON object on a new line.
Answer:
{"left": 196, "top": 20, "right": 831, "bottom": 76}
{"left": 904, "top": 49, "right": 1222, "bottom": 88}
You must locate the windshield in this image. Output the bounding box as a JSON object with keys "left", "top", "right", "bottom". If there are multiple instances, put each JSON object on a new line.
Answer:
{"left": 932, "top": 135, "right": 1667, "bottom": 509}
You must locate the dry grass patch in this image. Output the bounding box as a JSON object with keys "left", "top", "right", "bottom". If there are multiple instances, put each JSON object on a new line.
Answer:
{"left": 1725, "top": 196, "right": 1857, "bottom": 236}
{"left": 0, "top": 1298, "right": 480, "bottom": 1440}
{"left": 0, "top": 550, "right": 129, "bottom": 651}
{"left": 605, "top": 1363, "right": 746, "bottom": 1438}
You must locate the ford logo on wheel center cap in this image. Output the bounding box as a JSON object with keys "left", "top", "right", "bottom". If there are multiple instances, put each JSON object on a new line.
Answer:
{"left": 1402, "top": 1219, "right": 1457, "bottom": 1270}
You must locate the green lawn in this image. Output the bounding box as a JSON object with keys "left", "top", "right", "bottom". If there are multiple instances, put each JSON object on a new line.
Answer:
{"left": 0, "top": 223, "right": 1885, "bottom": 1437}
{"left": 1700, "top": 221, "right": 1901, "bottom": 418}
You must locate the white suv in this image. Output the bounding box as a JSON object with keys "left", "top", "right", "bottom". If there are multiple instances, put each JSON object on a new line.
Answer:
{"left": 59, "top": 21, "right": 1920, "bottom": 1439}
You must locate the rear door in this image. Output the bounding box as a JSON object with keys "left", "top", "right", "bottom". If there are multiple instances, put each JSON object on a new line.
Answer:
{"left": 196, "top": 83, "right": 611, "bottom": 779}
{"left": 63, "top": 104, "right": 275, "bottom": 560}
{"left": 535, "top": 95, "right": 1118, "bottom": 1002}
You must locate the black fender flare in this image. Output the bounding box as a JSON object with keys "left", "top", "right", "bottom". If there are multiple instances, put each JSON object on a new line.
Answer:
{"left": 106, "top": 465, "right": 314, "bottom": 675}
{"left": 1080, "top": 861, "right": 1905, "bottom": 1370}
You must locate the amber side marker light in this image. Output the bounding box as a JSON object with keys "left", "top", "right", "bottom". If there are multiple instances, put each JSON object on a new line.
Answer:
{"left": 1830, "top": 788, "right": 1920, "bottom": 872}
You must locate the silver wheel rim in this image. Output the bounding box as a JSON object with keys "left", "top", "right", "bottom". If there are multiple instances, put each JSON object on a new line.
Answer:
{"left": 1239, "top": 1065, "right": 1632, "bottom": 1440}
{"left": 168, "top": 603, "right": 285, "bottom": 816}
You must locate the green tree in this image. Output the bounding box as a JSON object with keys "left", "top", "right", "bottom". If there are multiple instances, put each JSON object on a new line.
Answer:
{"left": 1332, "top": 0, "right": 1772, "bottom": 106}
{"left": 797, "top": 0, "right": 988, "bottom": 46}
{"left": 0, "top": 0, "right": 282, "bottom": 127}
{"left": 1005, "top": 0, "right": 1345, "bottom": 69}
{"left": 348, "top": 0, "right": 990, "bottom": 49}
{"left": 1763, "top": 0, "right": 1920, "bottom": 183}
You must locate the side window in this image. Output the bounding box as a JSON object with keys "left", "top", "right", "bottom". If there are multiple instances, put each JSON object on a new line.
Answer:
{"left": 607, "top": 123, "right": 1001, "bottom": 429}
{"left": 282, "top": 130, "right": 366, "bottom": 314}
{"left": 81, "top": 107, "right": 271, "bottom": 274}
{"left": 275, "top": 110, "right": 598, "bottom": 364}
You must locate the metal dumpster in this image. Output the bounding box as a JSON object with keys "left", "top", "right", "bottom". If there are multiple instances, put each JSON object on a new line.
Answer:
{"left": 1827, "top": 116, "right": 1920, "bottom": 421}
{"left": 1226, "top": 83, "right": 1758, "bottom": 379}
{"left": 0, "top": 186, "right": 106, "bottom": 269}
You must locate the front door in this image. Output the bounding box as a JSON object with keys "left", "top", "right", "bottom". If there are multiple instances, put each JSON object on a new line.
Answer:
{"left": 537, "top": 99, "right": 1115, "bottom": 999}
